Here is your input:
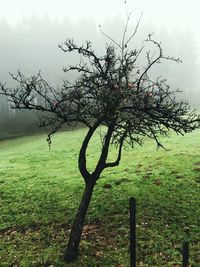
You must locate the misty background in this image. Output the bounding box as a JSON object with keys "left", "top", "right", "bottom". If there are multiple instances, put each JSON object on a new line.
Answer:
{"left": 0, "top": 0, "right": 200, "bottom": 139}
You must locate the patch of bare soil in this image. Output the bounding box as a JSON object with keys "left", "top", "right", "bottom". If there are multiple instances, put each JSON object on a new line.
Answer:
{"left": 142, "top": 172, "right": 152, "bottom": 180}
{"left": 193, "top": 168, "right": 200, "bottom": 172}
{"left": 154, "top": 179, "right": 162, "bottom": 185}
{"left": 175, "top": 175, "right": 184, "bottom": 179}
{"left": 102, "top": 183, "right": 112, "bottom": 189}
{"left": 194, "top": 162, "right": 200, "bottom": 166}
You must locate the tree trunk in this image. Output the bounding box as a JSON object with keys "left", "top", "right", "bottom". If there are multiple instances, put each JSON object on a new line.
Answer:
{"left": 64, "top": 179, "right": 95, "bottom": 263}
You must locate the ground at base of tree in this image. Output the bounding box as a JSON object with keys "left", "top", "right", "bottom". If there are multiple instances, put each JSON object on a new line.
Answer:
{"left": 0, "top": 128, "right": 200, "bottom": 266}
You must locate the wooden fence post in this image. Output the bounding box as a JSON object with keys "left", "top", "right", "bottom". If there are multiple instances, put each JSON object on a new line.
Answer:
{"left": 130, "top": 197, "right": 136, "bottom": 267}
{"left": 182, "top": 227, "right": 190, "bottom": 267}
{"left": 182, "top": 241, "right": 189, "bottom": 267}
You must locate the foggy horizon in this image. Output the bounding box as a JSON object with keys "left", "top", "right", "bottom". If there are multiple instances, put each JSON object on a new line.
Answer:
{"left": 0, "top": 0, "right": 200, "bottom": 139}
{"left": 0, "top": 0, "right": 199, "bottom": 72}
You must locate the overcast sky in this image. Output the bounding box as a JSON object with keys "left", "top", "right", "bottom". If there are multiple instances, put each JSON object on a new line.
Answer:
{"left": 1, "top": 0, "right": 200, "bottom": 57}
{"left": 0, "top": 0, "right": 200, "bottom": 32}
{"left": 0, "top": 0, "right": 200, "bottom": 106}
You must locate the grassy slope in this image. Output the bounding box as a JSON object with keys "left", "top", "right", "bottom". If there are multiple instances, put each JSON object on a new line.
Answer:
{"left": 0, "top": 128, "right": 200, "bottom": 266}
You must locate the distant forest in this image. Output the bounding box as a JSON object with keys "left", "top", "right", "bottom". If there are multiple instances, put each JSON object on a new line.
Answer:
{"left": 0, "top": 16, "right": 200, "bottom": 139}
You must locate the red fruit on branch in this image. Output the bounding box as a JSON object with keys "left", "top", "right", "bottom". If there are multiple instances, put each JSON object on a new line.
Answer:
{"left": 147, "top": 92, "right": 153, "bottom": 97}
{"left": 128, "top": 83, "right": 134, "bottom": 88}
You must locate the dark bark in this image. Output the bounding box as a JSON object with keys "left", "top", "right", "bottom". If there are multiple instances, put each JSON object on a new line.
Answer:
{"left": 64, "top": 178, "right": 96, "bottom": 263}
{"left": 64, "top": 119, "right": 105, "bottom": 263}
{"left": 79, "top": 119, "right": 103, "bottom": 183}
{"left": 92, "top": 120, "right": 116, "bottom": 177}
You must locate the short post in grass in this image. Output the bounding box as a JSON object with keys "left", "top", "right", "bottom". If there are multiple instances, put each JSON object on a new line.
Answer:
{"left": 182, "top": 228, "right": 190, "bottom": 267}
{"left": 130, "top": 197, "right": 136, "bottom": 267}
{"left": 182, "top": 242, "right": 189, "bottom": 267}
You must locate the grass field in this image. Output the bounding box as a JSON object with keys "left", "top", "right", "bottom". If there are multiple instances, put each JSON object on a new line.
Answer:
{"left": 0, "top": 128, "right": 200, "bottom": 266}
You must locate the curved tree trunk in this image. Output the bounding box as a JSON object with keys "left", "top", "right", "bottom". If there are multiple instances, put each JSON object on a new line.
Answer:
{"left": 64, "top": 179, "right": 95, "bottom": 263}
{"left": 64, "top": 122, "right": 114, "bottom": 263}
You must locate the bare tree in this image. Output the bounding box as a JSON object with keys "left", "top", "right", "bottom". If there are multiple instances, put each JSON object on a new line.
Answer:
{"left": 0, "top": 14, "right": 200, "bottom": 263}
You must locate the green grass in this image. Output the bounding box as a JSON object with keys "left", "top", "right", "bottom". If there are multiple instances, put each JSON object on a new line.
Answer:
{"left": 0, "top": 128, "right": 200, "bottom": 266}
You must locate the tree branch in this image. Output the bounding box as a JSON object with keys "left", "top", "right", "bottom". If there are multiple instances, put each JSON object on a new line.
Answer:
{"left": 78, "top": 118, "right": 104, "bottom": 184}
{"left": 105, "top": 131, "right": 126, "bottom": 168}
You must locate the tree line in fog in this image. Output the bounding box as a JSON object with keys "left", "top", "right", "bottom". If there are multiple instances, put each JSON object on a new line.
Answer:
{"left": 0, "top": 16, "right": 199, "bottom": 139}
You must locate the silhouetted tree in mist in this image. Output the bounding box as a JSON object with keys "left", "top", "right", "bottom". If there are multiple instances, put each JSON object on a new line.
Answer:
{"left": 1, "top": 14, "right": 200, "bottom": 139}
{"left": 1, "top": 14, "right": 200, "bottom": 263}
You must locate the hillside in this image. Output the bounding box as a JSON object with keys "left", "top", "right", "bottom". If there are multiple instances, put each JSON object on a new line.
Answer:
{"left": 0, "top": 129, "right": 200, "bottom": 266}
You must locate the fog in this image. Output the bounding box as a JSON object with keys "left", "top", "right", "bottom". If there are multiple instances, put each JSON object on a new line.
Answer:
{"left": 0, "top": 0, "right": 200, "bottom": 139}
